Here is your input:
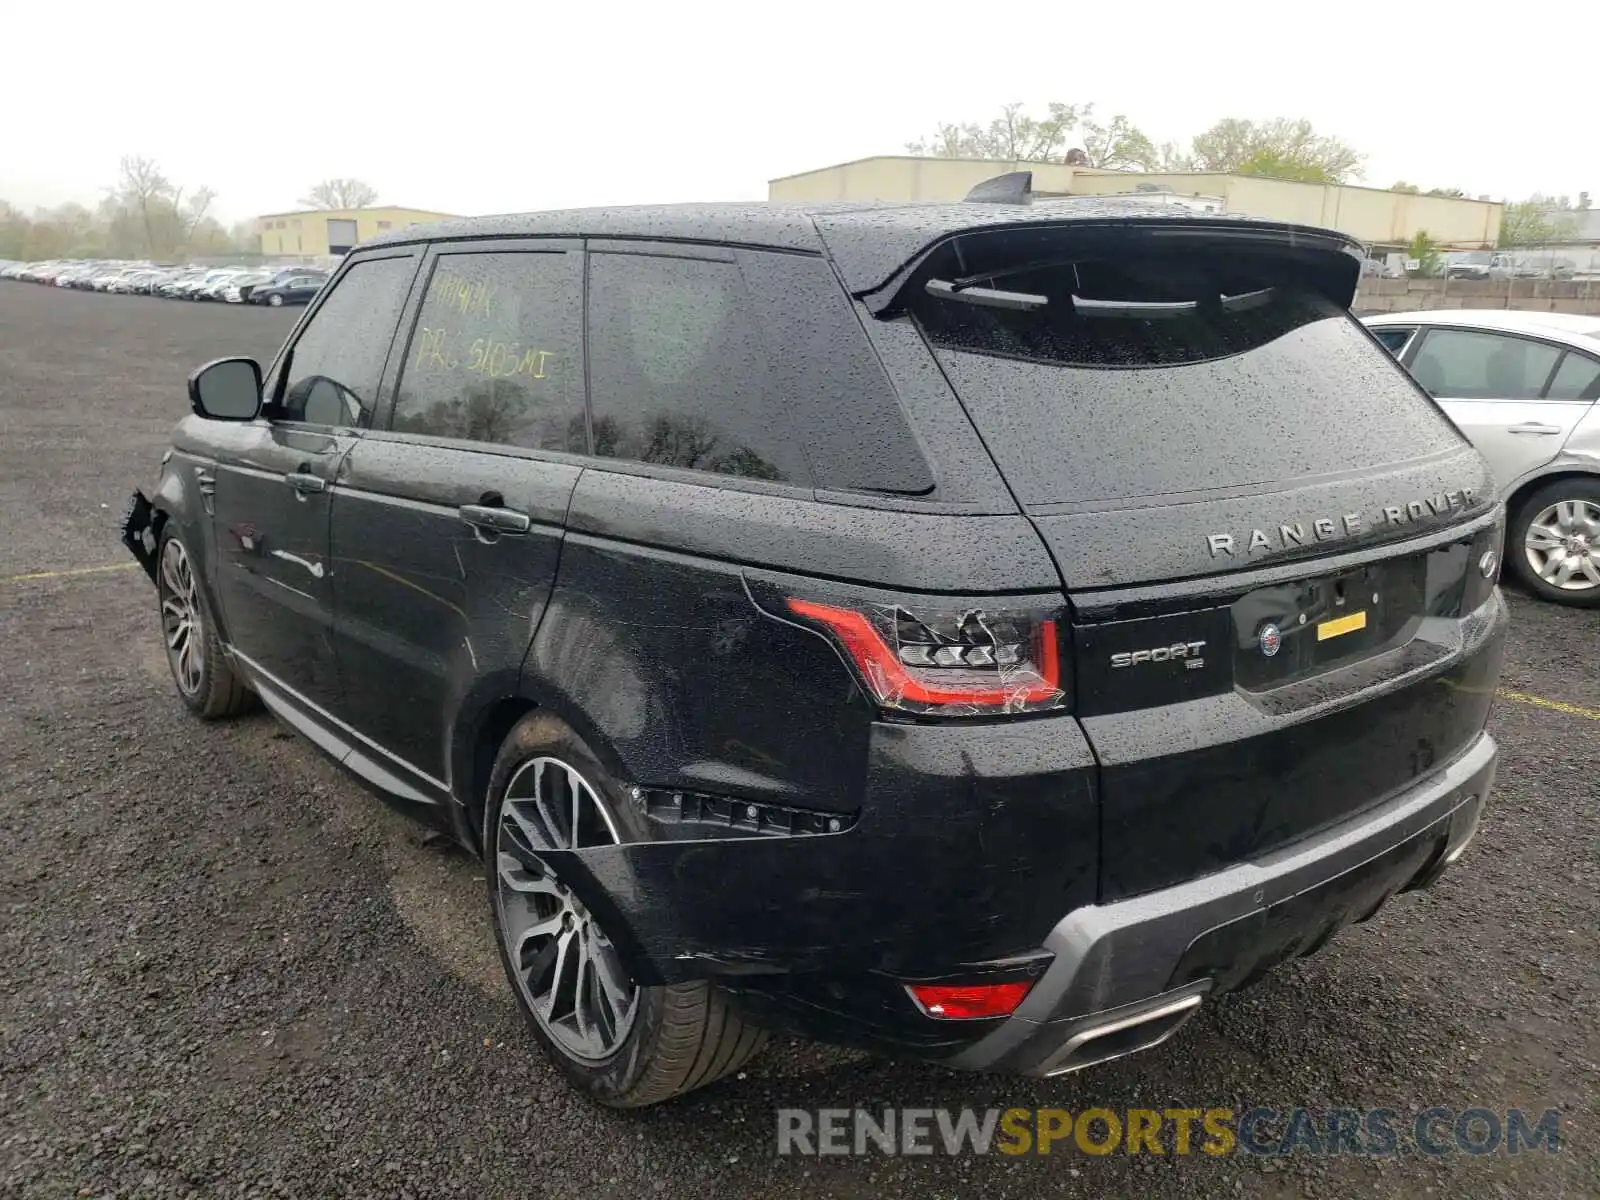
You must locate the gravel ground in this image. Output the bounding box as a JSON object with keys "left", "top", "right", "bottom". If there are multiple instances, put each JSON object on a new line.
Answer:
{"left": 1, "top": 283, "right": 1596, "bottom": 1199}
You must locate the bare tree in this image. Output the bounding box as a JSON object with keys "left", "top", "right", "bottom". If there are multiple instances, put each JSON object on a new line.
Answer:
{"left": 905, "top": 102, "right": 1087, "bottom": 163}
{"left": 180, "top": 187, "right": 216, "bottom": 244}
{"left": 113, "top": 155, "right": 174, "bottom": 256}
{"left": 298, "top": 178, "right": 380, "bottom": 210}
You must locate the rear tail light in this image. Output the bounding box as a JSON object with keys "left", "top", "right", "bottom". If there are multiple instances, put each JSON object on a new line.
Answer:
{"left": 785, "top": 597, "right": 1065, "bottom": 715}
{"left": 907, "top": 981, "right": 1033, "bottom": 1020}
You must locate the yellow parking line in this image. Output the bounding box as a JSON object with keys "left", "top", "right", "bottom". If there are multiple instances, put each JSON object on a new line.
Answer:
{"left": 0, "top": 562, "right": 140, "bottom": 584}
{"left": 1496, "top": 690, "right": 1600, "bottom": 722}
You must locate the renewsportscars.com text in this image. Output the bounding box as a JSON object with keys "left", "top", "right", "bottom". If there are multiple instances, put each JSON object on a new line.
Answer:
{"left": 776, "top": 1106, "right": 1562, "bottom": 1157}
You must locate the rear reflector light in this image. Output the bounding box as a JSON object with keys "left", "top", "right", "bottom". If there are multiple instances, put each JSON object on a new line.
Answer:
{"left": 785, "top": 598, "right": 1064, "bottom": 715}
{"left": 907, "top": 981, "right": 1033, "bottom": 1020}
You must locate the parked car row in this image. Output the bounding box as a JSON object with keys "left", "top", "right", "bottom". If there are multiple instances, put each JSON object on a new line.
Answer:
{"left": 0, "top": 259, "right": 330, "bottom": 305}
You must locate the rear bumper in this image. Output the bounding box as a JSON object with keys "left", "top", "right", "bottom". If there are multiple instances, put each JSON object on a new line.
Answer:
{"left": 947, "top": 728, "right": 1496, "bottom": 1076}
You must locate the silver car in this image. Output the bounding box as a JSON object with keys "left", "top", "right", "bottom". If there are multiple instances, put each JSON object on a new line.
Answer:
{"left": 1364, "top": 309, "right": 1600, "bottom": 606}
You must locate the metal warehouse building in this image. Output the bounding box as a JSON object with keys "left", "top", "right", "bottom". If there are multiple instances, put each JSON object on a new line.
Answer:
{"left": 770, "top": 157, "right": 1504, "bottom": 251}
{"left": 255, "top": 206, "right": 458, "bottom": 257}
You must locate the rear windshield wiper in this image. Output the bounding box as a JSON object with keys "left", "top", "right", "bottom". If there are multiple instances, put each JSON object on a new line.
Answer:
{"left": 1070, "top": 296, "right": 1196, "bottom": 319}
{"left": 1068, "top": 287, "right": 1278, "bottom": 320}
{"left": 923, "top": 278, "right": 1048, "bottom": 311}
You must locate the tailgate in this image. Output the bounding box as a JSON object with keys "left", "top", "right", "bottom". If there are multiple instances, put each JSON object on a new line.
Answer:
{"left": 899, "top": 226, "right": 1508, "bottom": 900}
{"left": 1069, "top": 515, "right": 1506, "bottom": 900}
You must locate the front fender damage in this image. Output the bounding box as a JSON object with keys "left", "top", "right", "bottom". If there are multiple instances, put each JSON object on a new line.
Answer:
{"left": 120, "top": 489, "right": 158, "bottom": 582}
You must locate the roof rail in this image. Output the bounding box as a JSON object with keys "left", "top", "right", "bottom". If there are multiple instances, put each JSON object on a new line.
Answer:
{"left": 964, "top": 171, "right": 1034, "bottom": 205}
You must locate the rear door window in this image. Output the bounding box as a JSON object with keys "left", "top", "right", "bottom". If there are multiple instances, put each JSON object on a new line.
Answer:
{"left": 1409, "top": 328, "right": 1562, "bottom": 400}
{"left": 585, "top": 251, "right": 811, "bottom": 484}
{"left": 390, "top": 249, "right": 585, "bottom": 452}
{"left": 911, "top": 260, "right": 1462, "bottom": 506}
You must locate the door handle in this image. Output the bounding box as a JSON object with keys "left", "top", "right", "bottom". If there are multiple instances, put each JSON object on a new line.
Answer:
{"left": 284, "top": 471, "right": 327, "bottom": 494}
{"left": 459, "top": 504, "right": 531, "bottom": 534}
{"left": 1507, "top": 422, "right": 1562, "bottom": 435}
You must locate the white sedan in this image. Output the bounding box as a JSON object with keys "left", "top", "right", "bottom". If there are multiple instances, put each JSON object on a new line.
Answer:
{"left": 1364, "top": 309, "right": 1600, "bottom": 606}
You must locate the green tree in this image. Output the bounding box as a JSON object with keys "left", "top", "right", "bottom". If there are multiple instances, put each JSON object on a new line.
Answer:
{"left": 1391, "top": 181, "right": 1420, "bottom": 193}
{"left": 1078, "top": 110, "right": 1159, "bottom": 170}
{"left": 1188, "top": 117, "right": 1363, "bottom": 183}
{"left": 1408, "top": 231, "right": 1443, "bottom": 278}
{"left": 1500, "top": 195, "right": 1581, "bottom": 247}
{"left": 298, "top": 178, "right": 380, "bottom": 210}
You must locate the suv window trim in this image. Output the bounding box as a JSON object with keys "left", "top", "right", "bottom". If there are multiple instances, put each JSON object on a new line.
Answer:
{"left": 263, "top": 247, "right": 421, "bottom": 431}
{"left": 359, "top": 234, "right": 981, "bottom": 511}
{"left": 1404, "top": 325, "right": 1595, "bottom": 400}
{"left": 367, "top": 236, "right": 825, "bottom": 504}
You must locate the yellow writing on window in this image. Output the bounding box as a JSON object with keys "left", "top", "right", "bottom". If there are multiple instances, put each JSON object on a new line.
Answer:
{"left": 466, "top": 339, "right": 550, "bottom": 380}
{"left": 413, "top": 326, "right": 459, "bottom": 370}
{"left": 413, "top": 327, "right": 551, "bottom": 381}
{"left": 426, "top": 270, "right": 495, "bottom": 319}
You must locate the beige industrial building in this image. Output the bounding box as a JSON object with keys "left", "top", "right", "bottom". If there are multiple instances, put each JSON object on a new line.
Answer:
{"left": 770, "top": 157, "right": 1503, "bottom": 251}
{"left": 256, "top": 206, "right": 458, "bottom": 258}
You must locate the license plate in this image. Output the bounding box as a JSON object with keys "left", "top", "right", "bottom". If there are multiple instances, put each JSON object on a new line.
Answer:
{"left": 1316, "top": 610, "right": 1369, "bottom": 642}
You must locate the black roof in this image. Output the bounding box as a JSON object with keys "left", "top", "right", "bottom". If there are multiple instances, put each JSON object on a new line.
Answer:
{"left": 362, "top": 197, "right": 1361, "bottom": 298}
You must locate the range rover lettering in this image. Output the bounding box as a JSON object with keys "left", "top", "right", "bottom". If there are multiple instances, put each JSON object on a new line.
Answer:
{"left": 122, "top": 173, "right": 1508, "bottom": 1107}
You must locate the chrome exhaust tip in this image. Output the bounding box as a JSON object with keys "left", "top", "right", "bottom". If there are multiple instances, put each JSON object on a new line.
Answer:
{"left": 1040, "top": 992, "right": 1204, "bottom": 1077}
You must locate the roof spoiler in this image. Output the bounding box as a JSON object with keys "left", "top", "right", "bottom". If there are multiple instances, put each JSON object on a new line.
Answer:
{"left": 964, "top": 171, "right": 1033, "bottom": 205}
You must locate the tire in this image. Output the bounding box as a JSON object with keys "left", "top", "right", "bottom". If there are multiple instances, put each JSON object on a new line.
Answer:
{"left": 156, "top": 528, "right": 256, "bottom": 717}
{"left": 267, "top": 293, "right": 284, "bottom": 307}
{"left": 485, "top": 712, "right": 767, "bottom": 1107}
{"left": 1506, "top": 477, "right": 1600, "bottom": 607}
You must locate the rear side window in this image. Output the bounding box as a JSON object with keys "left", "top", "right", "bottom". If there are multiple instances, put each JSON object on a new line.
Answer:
{"left": 391, "top": 250, "right": 585, "bottom": 452}
{"left": 1410, "top": 328, "right": 1561, "bottom": 400}
{"left": 1545, "top": 351, "right": 1600, "bottom": 401}
{"left": 739, "top": 251, "right": 934, "bottom": 495}
{"left": 1370, "top": 327, "right": 1414, "bottom": 356}
{"left": 911, "top": 264, "right": 1463, "bottom": 506}
{"left": 278, "top": 255, "right": 413, "bottom": 426}
{"left": 586, "top": 252, "right": 809, "bottom": 484}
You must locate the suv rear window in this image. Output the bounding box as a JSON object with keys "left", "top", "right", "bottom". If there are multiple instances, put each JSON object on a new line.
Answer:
{"left": 912, "top": 262, "right": 1462, "bottom": 506}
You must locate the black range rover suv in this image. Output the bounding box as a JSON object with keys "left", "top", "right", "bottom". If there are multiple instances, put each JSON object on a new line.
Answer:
{"left": 123, "top": 175, "right": 1508, "bottom": 1106}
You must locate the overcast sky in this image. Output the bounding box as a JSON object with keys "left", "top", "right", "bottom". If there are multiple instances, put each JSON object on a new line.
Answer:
{"left": 3, "top": 0, "right": 1595, "bottom": 223}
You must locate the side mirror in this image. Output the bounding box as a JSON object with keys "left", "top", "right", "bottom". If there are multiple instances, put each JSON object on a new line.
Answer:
{"left": 188, "top": 357, "right": 262, "bottom": 421}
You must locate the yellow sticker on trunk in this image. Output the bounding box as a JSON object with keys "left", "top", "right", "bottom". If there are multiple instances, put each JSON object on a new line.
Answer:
{"left": 1317, "top": 610, "right": 1368, "bottom": 641}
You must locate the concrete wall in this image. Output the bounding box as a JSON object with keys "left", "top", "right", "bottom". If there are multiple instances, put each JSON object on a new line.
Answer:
{"left": 255, "top": 207, "right": 457, "bottom": 256}
{"left": 1353, "top": 277, "right": 1600, "bottom": 315}
{"left": 769, "top": 157, "right": 1503, "bottom": 249}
